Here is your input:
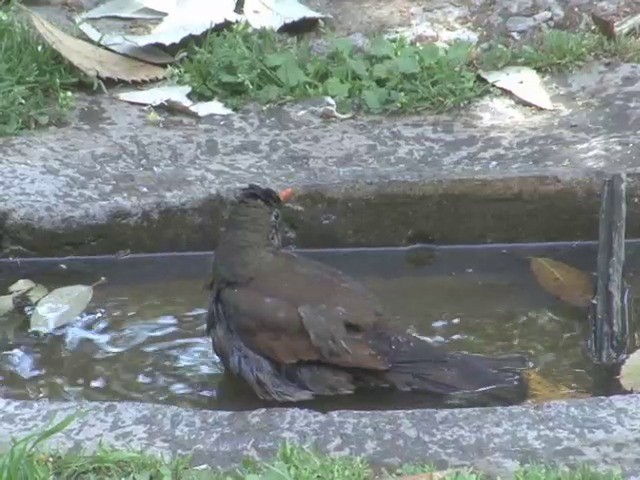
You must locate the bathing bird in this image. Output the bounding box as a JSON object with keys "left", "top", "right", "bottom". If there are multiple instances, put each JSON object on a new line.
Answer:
{"left": 205, "top": 184, "right": 530, "bottom": 405}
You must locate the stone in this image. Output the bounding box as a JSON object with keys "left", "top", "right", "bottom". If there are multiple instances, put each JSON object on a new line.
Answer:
{"left": 497, "top": 0, "right": 534, "bottom": 14}
{"left": 506, "top": 15, "right": 537, "bottom": 32}
{"left": 533, "top": 11, "right": 553, "bottom": 23}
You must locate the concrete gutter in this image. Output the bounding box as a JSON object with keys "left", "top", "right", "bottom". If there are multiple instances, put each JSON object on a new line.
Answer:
{"left": 2, "top": 62, "right": 640, "bottom": 478}
{"left": 2, "top": 62, "right": 640, "bottom": 256}
{"left": 1, "top": 395, "right": 639, "bottom": 476}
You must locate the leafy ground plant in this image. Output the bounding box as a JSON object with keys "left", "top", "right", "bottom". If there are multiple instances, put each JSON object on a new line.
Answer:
{"left": 0, "top": 4, "right": 79, "bottom": 136}
{"left": 178, "top": 24, "right": 640, "bottom": 115}
{"left": 178, "top": 23, "right": 483, "bottom": 113}
{"left": 3, "top": 5, "right": 640, "bottom": 135}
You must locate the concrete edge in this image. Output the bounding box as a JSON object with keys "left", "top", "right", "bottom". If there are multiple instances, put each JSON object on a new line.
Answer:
{"left": 4, "top": 171, "right": 640, "bottom": 257}
{"left": 0, "top": 394, "right": 639, "bottom": 476}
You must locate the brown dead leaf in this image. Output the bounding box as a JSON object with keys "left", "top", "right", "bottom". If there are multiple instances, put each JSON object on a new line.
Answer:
{"left": 592, "top": 11, "right": 640, "bottom": 39}
{"left": 529, "top": 257, "right": 594, "bottom": 307}
{"left": 524, "top": 369, "right": 589, "bottom": 404}
{"left": 591, "top": 12, "right": 616, "bottom": 40}
{"left": 23, "top": 7, "right": 166, "bottom": 82}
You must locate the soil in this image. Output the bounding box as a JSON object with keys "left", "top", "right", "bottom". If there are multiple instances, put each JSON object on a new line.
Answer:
{"left": 22, "top": 0, "right": 640, "bottom": 42}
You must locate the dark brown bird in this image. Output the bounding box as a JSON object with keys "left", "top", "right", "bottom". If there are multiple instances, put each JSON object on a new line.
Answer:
{"left": 206, "top": 184, "right": 530, "bottom": 405}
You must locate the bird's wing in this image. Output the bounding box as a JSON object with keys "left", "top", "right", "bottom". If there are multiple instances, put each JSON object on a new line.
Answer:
{"left": 218, "top": 251, "right": 390, "bottom": 370}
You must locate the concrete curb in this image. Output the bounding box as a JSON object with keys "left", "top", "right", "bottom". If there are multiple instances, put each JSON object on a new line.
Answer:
{"left": 1, "top": 395, "right": 639, "bottom": 476}
{"left": 3, "top": 62, "right": 640, "bottom": 256}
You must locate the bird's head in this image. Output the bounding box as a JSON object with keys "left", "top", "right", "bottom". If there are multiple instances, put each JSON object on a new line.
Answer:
{"left": 235, "top": 184, "right": 295, "bottom": 248}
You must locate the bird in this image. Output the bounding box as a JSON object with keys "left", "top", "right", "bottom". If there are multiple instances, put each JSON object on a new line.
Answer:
{"left": 205, "top": 184, "right": 530, "bottom": 405}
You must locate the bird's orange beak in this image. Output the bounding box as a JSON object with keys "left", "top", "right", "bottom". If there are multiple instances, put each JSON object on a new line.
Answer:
{"left": 279, "top": 187, "right": 295, "bottom": 204}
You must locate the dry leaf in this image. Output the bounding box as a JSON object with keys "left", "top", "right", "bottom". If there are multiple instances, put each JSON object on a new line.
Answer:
{"left": 479, "top": 66, "right": 553, "bottom": 110}
{"left": 591, "top": 12, "right": 616, "bottom": 39}
{"left": 524, "top": 369, "right": 589, "bottom": 404}
{"left": 116, "top": 85, "right": 233, "bottom": 116}
{"left": 592, "top": 11, "right": 640, "bottom": 39}
{"left": 0, "top": 295, "right": 15, "bottom": 316}
{"left": 23, "top": 7, "right": 166, "bottom": 82}
{"left": 8, "top": 279, "right": 36, "bottom": 294}
{"left": 619, "top": 349, "right": 640, "bottom": 391}
{"left": 319, "top": 105, "right": 354, "bottom": 120}
{"left": 530, "top": 257, "right": 594, "bottom": 307}
{"left": 30, "top": 285, "right": 94, "bottom": 333}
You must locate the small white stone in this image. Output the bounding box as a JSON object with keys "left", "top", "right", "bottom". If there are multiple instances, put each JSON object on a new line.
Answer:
{"left": 506, "top": 15, "right": 537, "bottom": 32}
{"left": 533, "top": 11, "right": 553, "bottom": 23}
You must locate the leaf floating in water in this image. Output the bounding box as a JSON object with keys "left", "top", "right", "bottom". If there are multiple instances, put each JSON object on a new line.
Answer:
{"left": 619, "top": 349, "right": 640, "bottom": 392}
{"left": 524, "top": 369, "right": 588, "bottom": 403}
{"left": 0, "top": 295, "right": 15, "bottom": 316}
{"left": 29, "top": 285, "right": 93, "bottom": 334}
{"left": 26, "top": 284, "right": 49, "bottom": 305}
{"left": 8, "top": 279, "right": 36, "bottom": 294}
{"left": 529, "top": 257, "right": 594, "bottom": 307}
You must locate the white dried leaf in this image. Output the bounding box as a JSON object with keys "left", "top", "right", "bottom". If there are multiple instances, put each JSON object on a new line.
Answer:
{"left": 25, "top": 7, "right": 167, "bottom": 82}
{"left": 27, "top": 284, "right": 49, "bottom": 305}
{"left": 0, "top": 295, "right": 15, "bottom": 316}
{"left": 30, "top": 285, "right": 94, "bottom": 334}
{"left": 479, "top": 66, "right": 554, "bottom": 110}
{"left": 8, "top": 279, "right": 36, "bottom": 294}
{"left": 189, "top": 100, "right": 234, "bottom": 116}
{"left": 620, "top": 349, "right": 640, "bottom": 392}
{"left": 117, "top": 85, "right": 233, "bottom": 116}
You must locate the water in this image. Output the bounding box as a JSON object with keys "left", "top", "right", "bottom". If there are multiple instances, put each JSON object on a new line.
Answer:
{"left": 1, "top": 241, "right": 638, "bottom": 411}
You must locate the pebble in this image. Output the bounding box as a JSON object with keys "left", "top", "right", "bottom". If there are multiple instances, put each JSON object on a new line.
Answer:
{"left": 533, "top": 11, "right": 553, "bottom": 23}
{"left": 506, "top": 15, "right": 537, "bottom": 32}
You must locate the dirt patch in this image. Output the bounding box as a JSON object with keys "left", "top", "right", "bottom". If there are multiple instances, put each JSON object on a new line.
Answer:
{"left": 307, "top": 0, "right": 640, "bottom": 43}
{"left": 22, "top": 0, "right": 640, "bottom": 45}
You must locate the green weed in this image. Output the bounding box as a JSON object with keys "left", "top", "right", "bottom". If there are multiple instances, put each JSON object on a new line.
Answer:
{"left": 0, "top": 3, "right": 79, "bottom": 136}
{"left": 178, "top": 25, "right": 640, "bottom": 114}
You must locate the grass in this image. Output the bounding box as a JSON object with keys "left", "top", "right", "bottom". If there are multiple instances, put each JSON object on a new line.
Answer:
{"left": 176, "top": 23, "right": 640, "bottom": 115}
{"left": 0, "top": 413, "right": 626, "bottom": 480}
{"left": 0, "top": 4, "right": 79, "bottom": 136}
{"left": 2, "top": 3, "right": 640, "bottom": 135}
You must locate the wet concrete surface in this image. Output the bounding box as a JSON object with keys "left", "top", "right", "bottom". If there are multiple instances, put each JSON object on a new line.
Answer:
{"left": 1, "top": 394, "right": 640, "bottom": 476}
{"left": 2, "top": 61, "right": 640, "bottom": 255}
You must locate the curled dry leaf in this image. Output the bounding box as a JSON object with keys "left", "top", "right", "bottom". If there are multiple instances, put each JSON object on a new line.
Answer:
{"left": 8, "top": 279, "right": 36, "bottom": 294}
{"left": 479, "top": 66, "right": 553, "bottom": 110}
{"left": 524, "top": 369, "right": 588, "bottom": 403}
{"left": 319, "top": 105, "right": 354, "bottom": 120}
{"left": 0, "top": 295, "right": 15, "bottom": 316}
{"left": 529, "top": 257, "right": 594, "bottom": 307}
{"left": 619, "top": 349, "right": 640, "bottom": 392}
{"left": 23, "top": 6, "right": 167, "bottom": 82}
{"left": 29, "top": 285, "right": 94, "bottom": 334}
{"left": 26, "top": 284, "right": 49, "bottom": 305}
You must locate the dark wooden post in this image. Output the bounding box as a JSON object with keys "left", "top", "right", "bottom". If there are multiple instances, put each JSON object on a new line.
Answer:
{"left": 587, "top": 173, "right": 633, "bottom": 366}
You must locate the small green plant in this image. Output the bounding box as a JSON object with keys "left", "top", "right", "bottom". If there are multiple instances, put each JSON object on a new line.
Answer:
{"left": 479, "top": 30, "right": 640, "bottom": 72}
{"left": 0, "top": 412, "right": 79, "bottom": 480}
{"left": 514, "top": 464, "right": 624, "bottom": 480}
{"left": 178, "top": 23, "right": 484, "bottom": 114}
{"left": 236, "top": 442, "right": 372, "bottom": 480}
{"left": 177, "top": 25, "right": 640, "bottom": 115}
{"left": 0, "top": 3, "right": 79, "bottom": 136}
